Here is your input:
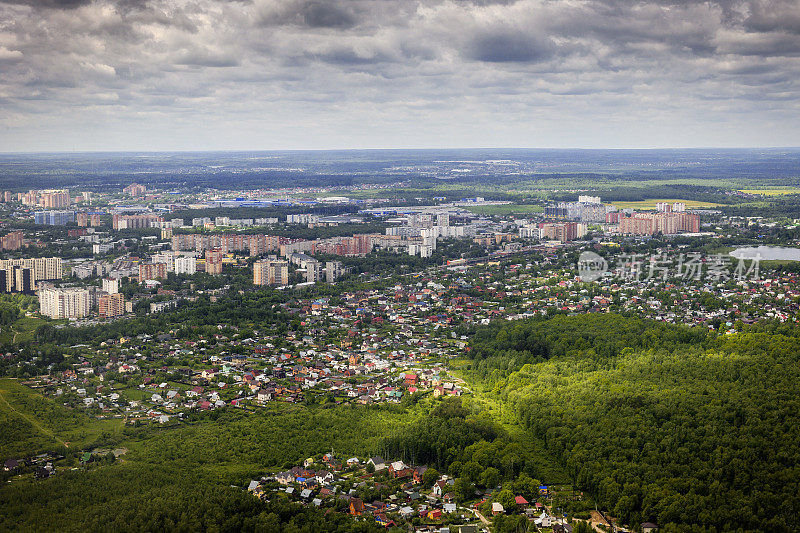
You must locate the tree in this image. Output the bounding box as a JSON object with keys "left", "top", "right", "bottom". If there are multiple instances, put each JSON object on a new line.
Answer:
{"left": 496, "top": 489, "right": 517, "bottom": 514}
{"left": 480, "top": 467, "right": 500, "bottom": 489}
{"left": 422, "top": 468, "right": 440, "bottom": 487}
{"left": 453, "top": 478, "right": 475, "bottom": 503}
{"left": 460, "top": 461, "right": 482, "bottom": 484}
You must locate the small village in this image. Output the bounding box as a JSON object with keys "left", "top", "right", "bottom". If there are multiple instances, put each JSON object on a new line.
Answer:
{"left": 245, "top": 453, "right": 581, "bottom": 533}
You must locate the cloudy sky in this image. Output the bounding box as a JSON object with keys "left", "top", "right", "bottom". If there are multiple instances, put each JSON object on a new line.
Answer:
{"left": 1, "top": 0, "right": 799, "bottom": 151}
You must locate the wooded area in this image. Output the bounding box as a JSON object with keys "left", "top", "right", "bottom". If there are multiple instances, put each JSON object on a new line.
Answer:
{"left": 462, "top": 314, "right": 800, "bottom": 531}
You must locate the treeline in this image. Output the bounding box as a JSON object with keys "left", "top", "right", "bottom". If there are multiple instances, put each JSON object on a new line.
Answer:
{"left": 0, "top": 463, "right": 386, "bottom": 532}
{"left": 722, "top": 195, "right": 800, "bottom": 218}
{"left": 382, "top": 397, "right": 502, "bottom": 470}
{"left": 464, "top": 313, "right": 708, "bottom": 378}
{"left": 549, "top": 184, "right": 732, "bottom": 204}
{"left": 464, "top": 314, "right": 800, "bottom": 531}
{"left": 381, "top": 396, "right": 573, "bottom": 516}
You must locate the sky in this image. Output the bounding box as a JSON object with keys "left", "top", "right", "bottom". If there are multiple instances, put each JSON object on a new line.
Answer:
{"left": 1, "top": 0, "right": 799, "bottom": 151}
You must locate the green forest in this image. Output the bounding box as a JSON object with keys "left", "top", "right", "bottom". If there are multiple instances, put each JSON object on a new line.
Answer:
{"left": 461, "top": 314, "right": 800, "bottom": 531}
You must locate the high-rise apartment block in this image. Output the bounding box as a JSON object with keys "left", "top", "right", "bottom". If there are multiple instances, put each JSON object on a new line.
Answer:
{"left": 253, "top": 259, "right": 289, "bottom": 286}
{"left": 138, "top": 262, "right": 167, "bottom": 283}
{"left": 204, "top": 249, "right": 224, "bottom": 275}
{"left": 39, "top": 287, "right": 91, "bottom": 319}
{"left": 1, "top": 231, "right": 23, "bottom": 251}
{"left": 123, "top": 183, "right": 147, "bottom": 196}
{"left": 102, "top": 277, "right": 120, "bottom": 294}
{"left": 34, "top": 210, "right": 75, "bottom": 226}
{"left": 99, "top": 293, "right": 125, "bottom": 318}
{"left": 175, "top": 256, "right": 197, "bottom": 275}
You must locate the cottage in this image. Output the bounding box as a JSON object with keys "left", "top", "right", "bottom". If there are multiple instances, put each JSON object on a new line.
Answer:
{"left": 642, "top": 523, "right": 659, "bottom": 533}
{"left": 492, "top": 502, "right": 505, "bottom": 515}
{"left": 256, "top": 389, "right": 272, "bottom": 403}
{"left": 276, "top": 471, "right": 294, "bottom": 485}
{"left": 375, "top": 514, "right": 394, "bottom": 527}
{"left": 367, "top": 456, "right": 386, "bottom": 471}
{"left": 534, "top": 512, "right": 552, "bottom": 527}
{"left": 315, "top": 470, "right": 334, "bottom": 484}
{"left": 349, "top": 497, "right": 365, "bottom": 516}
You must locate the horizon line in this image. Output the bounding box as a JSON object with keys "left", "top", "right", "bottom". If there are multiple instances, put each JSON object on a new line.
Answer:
{"left": 2, "top": 146, "right": 800, "bottom": 155}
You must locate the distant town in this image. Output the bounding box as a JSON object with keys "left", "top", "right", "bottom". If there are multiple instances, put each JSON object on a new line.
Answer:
{"left": 0, "top": 186, "right": 714, "bottom": 323}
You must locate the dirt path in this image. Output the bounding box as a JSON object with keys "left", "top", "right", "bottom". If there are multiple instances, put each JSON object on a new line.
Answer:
{"left": 464, "top": 507, "right": 490, "bottom": 525}
{"left": 589, "top": 510, "right": 611, "bottom": 532}
{"left": 0, "top": 388, "right": 69, "bottom": 448}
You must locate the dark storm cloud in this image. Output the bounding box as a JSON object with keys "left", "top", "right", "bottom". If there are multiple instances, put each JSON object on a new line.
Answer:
{"left": 257, "top": 0, "right": 358, "bottom": 29}
{"left": 468, "top": 30, "right": 555, "bottom": 63}
{"left": 301, "top": 1, "right": 356, "bottom": 29}
{"left": 1, "top": 0, "right": 800, "bottom": 150}
{"left": 0, "top": 0, "right": 90, "bottom": 8}
{"left": 309, "top": 46, "right": 393, "bottom": 65}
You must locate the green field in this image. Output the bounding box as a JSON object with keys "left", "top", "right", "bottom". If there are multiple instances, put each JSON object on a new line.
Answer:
{"left": 738, "top": 187, "right": 800, "bottom": 196}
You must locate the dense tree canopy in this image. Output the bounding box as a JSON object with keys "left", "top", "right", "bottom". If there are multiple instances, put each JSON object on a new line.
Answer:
{"left": 464, "top": 314, "right": 800, "bottom": 531}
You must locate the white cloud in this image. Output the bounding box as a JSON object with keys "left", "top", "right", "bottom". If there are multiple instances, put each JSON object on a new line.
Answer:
{"left": 0, "top": 0, "right": 798, "bottom": 150}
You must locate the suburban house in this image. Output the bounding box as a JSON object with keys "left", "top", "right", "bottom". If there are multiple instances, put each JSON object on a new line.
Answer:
{"left": 349, "top": 498, "right": 364, "bottom": 516}
{"left": 367, "top": 456, "right": 386, "bottom": 471}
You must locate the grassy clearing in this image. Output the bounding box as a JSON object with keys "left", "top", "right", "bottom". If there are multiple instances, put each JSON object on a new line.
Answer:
{"left": 0, "top": 315, "right": 49, "bottom": 345}
{"left": 451, "top": 362, "right": 570, "bottom": 485}
{"left": 738, "top": 187, "right": 800, "bottom": 196}
{"left": 0, "top": 378, "right": 123, "bottom": 457}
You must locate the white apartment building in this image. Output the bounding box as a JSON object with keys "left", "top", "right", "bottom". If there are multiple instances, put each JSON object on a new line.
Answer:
{"left": 102, "top": 278, "right": 119, "bottom": 295}
{"left": 0, "top": 257, "right": 62, "bottom": 282}
{"left": 175, "top": 256, "right": 197, "bottom": 275}
{"left": 39, "top": 287, "right": 91, "bottom": 319}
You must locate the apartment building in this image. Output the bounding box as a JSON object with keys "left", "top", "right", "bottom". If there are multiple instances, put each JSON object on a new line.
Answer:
{"left": 39, "top": 287, "right": 91, "bottom": 319}
{"left": 253, "top": 259, "right": 289, "bottom": 286}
